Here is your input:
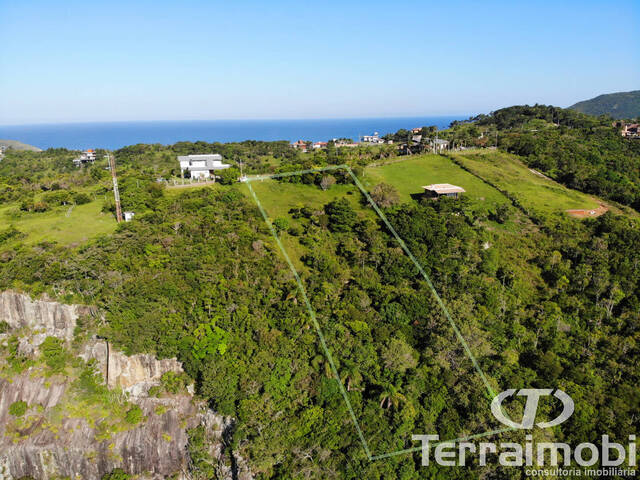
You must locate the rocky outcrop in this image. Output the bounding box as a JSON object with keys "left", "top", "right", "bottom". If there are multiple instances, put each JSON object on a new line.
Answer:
{"left": 0, "top": 290, "right": 88, "bottom": 343}
{"left": 0, "top": 291, "right": 253, "bottom": 480}
{"left": 80, "top": 341, "right": 184, "bottom": 396}
{"left": 0, "top": 376, "right": 211, "bottom": 479}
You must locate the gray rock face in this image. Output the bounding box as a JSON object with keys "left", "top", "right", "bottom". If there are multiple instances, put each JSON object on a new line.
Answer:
{"left": 0, "top": 291, "right": 85, "bottom": 342}
{"left": 80, "top": 341, "right": 184, "bottom": 396}
{"left": 0, "top": 376, "right": 205, "bottom": 479}
{"left": 0, "top": 291, "right": 253, "bottom": 480}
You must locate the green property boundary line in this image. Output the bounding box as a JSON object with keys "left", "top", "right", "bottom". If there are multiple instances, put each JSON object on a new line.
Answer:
{"left": 246, "top": 164, "right": 505, "bottom": 461}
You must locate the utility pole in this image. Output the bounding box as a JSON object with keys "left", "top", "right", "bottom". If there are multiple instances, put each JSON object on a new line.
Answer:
{"left": 108, "top": 153, "right": 123, "bottom": 223}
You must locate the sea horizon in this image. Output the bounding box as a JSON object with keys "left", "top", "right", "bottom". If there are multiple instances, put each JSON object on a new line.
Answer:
{"left": 0, "top": 115, "right": 469, "bottom": 150}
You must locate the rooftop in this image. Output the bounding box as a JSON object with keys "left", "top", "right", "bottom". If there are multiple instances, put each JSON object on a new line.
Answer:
{"left": 422, "top": 183, "right": 466, "bottom": 194}
{"left": 177, "top": 154, "right": 223, "bottom": 161}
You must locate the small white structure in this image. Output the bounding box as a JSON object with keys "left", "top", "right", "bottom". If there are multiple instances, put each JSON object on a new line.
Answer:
{"left": 178, "top": 154, "right": 230, "bottom": 179}
{"left": 422, "top": 183, "right": 465, "bottom": 199}
{"left": 123, "top": 211, "right": 135, "bottom": 222}
{"left": 431, "top": 139, "right": 450, "bottom": 152}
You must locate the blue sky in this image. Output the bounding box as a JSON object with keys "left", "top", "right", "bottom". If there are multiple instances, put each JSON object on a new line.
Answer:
{"left": 1, "top": 0, "right": 638, "bottom": 125}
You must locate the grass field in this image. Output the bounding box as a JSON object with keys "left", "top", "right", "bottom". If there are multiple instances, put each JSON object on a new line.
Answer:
{"left": 242, "top": 178, "right": 361, "bottom": 219}
{"left": 0, "top": 200, "right": 117, "bottom": 246}
{"left": 450, "top": 151, "right": 601, "bottom": 215}
{"left": 361, "top": 154, "right": 511, "bottom": 214}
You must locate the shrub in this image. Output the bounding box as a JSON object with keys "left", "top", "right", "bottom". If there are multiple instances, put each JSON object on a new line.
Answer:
{"left": 102, "top": 468, "right": 130, "bottom": 480}
{"left": 125, "top": 405, "right": 143, "bottom": 424}
{"left": 43, "top": 190, "right": 72, "bottom": 205}
{"left": 160, "top": 371, "right": 189, "bottom": 394}
{"left": 40, "top": 336, "right": 68, "bottom": 373}
{"left": 0, "top": 226, "right": 24, "bottom": 245}
{"left": 33, "top": 201, "right": 49, "bottom": 212}
{"left": 0, "top": 320, "right": 9, "bottom": 333}
{"left": 218, "top": 167, "right": 240, "bottom": 185}
{"left": 9, "top": 400, "right": 28, "bottom": 417}
{"left": 272, "top": 217, "right": 289, "bottom": 233}
{"left": 73, "top": 192, "right": 92, "bottom": 205}
{"left": 489, "top": 204, "right": 511, "bottom": 224}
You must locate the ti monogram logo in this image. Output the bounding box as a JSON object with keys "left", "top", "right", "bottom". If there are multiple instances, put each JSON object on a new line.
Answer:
{"left": 490, "top": 389, "right": 575, "bottom": 429}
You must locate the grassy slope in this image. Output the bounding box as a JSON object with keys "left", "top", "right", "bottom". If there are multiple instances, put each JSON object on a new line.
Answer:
{"left": 450, "top": 150, "right": 601, "bottom": 215}
{"left": 0, "top": 200, "right": 117, "bottom": 245}
{"left": 361, "top": 154, "right": 510, "bottom": 214}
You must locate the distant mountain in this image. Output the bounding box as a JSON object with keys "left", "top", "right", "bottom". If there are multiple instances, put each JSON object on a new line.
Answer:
{"left": 0, "top": 139, "right": 42, "bottom": 151}
{"left": 569, "top": 90, "right": 640, "bottom": 119}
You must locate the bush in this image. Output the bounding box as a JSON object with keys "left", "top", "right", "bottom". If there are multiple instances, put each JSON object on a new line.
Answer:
{"left": 40, "top": 336, "right": 68, "bottom": 373}
{"left": 489, "top": 204, "right": 511, "bottom": 224}
{"left": 9, "top": 400, "right": 28, "bottom": 417}
{"left": 125, "top": 405, "right": 144, "bottom": 424}
{"left": 43, "top": 190, "right": 72, "bottom": 205}
{"left": 0, "top": 226, "right": 24, "bottom": 245}
{"left": 73, "top": 192, "right": 92, "bottom": 205}
{"left": 160, "top": 371, "right": 189, "bottom": 394}
{"left": 272, "top": 217, "right": 289, "bottom": 233}
{"left": 218, "top": 167, "right": 240, "bottom": 185}
{"left": 102, "top": 468, "right": 130, "bottom": 480}
{"left": 0, "top": 320, "right": 9, "bottom": 333}
{"left": 33, "top": 201, "right": 49, "bottom": 212}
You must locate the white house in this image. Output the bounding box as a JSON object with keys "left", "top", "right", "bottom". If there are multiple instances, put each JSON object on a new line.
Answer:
{"left": 178, "top": 154, "right": 231, "bottom": 179}
{"left": 73, "top": 149, "right": 97, "bottom": 167}
{"left": 362, "top": 132, "right": 384, "bottom": 144}
{"left": 431, "top": 139, "right": 450, "bottom": 152}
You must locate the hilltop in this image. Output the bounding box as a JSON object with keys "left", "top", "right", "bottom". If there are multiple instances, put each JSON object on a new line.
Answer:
{"left": 569, "top": 90, "right": 640, "bottom": 119}
{"left": 0, "top": 139, "right": 42, "bottom": 152}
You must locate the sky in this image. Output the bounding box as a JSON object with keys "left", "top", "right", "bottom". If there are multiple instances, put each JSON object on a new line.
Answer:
{"left": 0, "top": 0, "right": 638, "bottom": 125}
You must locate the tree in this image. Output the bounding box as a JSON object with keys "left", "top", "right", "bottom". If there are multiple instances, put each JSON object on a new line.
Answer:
{"left": 379, "top": 383, "right": 406, "bottom": 410}
{"left": 370, "top": 183, "right": 400, "bottom": 208}
{"left": 381, "top": 338, "right": 418, "bottom": 372}
{"left": 218, "top": 167, "right": 240, "bottom": 185}
{"left": 319, "top": 175, "right": 336, "bottom": 191}
{"left": 324, "top": 198, "right": 357, "bottom": 232}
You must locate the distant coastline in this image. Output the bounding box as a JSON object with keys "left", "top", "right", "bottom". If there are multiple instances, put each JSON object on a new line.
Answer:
{"left": 0, "top": 116, "right": 466, "bottom": 150}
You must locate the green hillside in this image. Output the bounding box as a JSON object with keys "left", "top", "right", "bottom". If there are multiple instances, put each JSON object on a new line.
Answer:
{"left": 1, "top": 137, "right": 640, "bottom": 478}
{"left": 569, "top": 90, "right": 640, "bottom": 119}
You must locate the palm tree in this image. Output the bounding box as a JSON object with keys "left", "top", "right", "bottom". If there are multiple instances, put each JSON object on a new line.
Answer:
{"left": 378, "top": 383, "right": 406, "bottom": 410}
{"left": 340, "top": 362, "right": 363, "bottom": 392}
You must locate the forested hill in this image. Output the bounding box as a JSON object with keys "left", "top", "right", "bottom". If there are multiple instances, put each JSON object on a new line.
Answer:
{"left": 444, "top": 104, "right": 640, "bottom": 211}
{"left": 569, "top": 90, "right": 640, "bottom": 119}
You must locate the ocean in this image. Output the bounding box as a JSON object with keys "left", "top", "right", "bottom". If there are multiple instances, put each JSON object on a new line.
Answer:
{"left": 0, "top": 116, "right": 467, "bottom": 150}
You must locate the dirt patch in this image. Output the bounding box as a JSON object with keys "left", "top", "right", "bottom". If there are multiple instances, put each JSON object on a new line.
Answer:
{"left": 566, "top": 204, "right": 608, "bottom": 218}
